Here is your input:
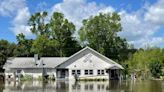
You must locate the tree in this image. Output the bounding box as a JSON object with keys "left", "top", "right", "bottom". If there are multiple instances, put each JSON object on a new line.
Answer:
{"left": 31, "top": 35, "right": 58, "bottom": 56}
{"left": 49, "top": 12, "right": 81, "bottom": 57}
{"left": 0, "top": 40, "right": 16, "bottom": 72}
{"left": 28, "top": 11, "right": 49, "bottom": 36}
{"left": 14, "top": 33, "right": 33, "bottom": 57}
{"left": 126, "top": 47, "right": 164, "bottom": 78}
{"left": 149, "top": 61, "right": 162, "bottom": 78}
{"left": 28, "top": 11, "right": 81, "bottom": 57}
{"left": 79, "top": 12, "right": 128, "bottom": 60}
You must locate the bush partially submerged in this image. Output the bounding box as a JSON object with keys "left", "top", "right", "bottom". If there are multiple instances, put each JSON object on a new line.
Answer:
{"left": 149, "top": 61, "right": 162, "bottom": 78}
{"left": 20, "top": 75, "right": 33, "bottom": 81}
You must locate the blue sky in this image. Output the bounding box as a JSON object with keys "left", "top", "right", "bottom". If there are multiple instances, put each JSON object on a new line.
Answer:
{"left": 0, "top": 0, "right": 164, "bottom": 48}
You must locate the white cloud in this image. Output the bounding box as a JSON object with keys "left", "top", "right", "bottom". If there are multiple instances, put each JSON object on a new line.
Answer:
{"left": 11, "top": 7, "right": 32, "bottom": 36}
{"left": 145, "top": 0, "right": 164, "bottom": 25}
{"left": 51, "top": 0, "right": 114, "bottom": 29}
{"left": 129, "top": 37, "right": 164, "bottom": 48}
{"left": 11, "top": 25, "right": 31, "bottom": 36}
{"left": 0, "top": 0, "right": 26, "bottom": 16}
{"left": 13, "top": 7, "right": 30, "bottom": 25}
{"left": 118, "top": 10, "right": 161, "bottom": 48}
{"left": 0, "top": 0, "right": 32, "bottom": 36}
{"left": 118, "top": 0, "right": 164, "bottom": 48}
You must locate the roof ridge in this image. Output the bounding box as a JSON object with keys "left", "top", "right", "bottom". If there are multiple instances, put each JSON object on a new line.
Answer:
{"left": 56, "top": 46, "right": 123, "bottom": 69}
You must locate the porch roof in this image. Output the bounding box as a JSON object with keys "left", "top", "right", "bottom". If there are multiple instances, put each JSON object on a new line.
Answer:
{"left": 107, "top": 64, "right": 124, "bottom": 70}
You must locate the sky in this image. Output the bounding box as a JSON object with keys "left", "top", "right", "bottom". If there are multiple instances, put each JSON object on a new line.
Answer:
{"left": 0, "top": 0, "right": 164, "bottom": 48}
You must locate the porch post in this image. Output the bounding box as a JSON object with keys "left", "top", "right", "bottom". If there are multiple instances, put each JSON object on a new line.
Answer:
{"left": 54, "top": 69, "right": 56, "bottom": 78}
{"left": 57, "top": 70, "right": 60, "bottom": 78}
{"left": 68, "top": 69, "right": 72, "bottom": 80}
{"left": 65, "top": 69, "right": 68, "bottom": 79}
{"left": 109, "top": 69, "right": 111, "bottom": 80}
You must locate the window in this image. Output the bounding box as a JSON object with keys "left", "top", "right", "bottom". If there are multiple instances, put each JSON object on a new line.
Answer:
{"left": 106, "top": 70, "right": 108, "bottom": 73}
{"left": 89, "top": 70, "right": 93, "bottom": 75}
{"left": 72, "top": 70, "right": 75, "bottom": 75}
{"left": 85, "top": 70, "right": 94, "bottom": 75}
{"left": 77, "top": 70, "right": 81, "bottom": 75}
{"left": 85, "top": 70, "right": 88, "bottom": 75}
{"left": 17, "top": 70, "right": 21, "bottom": 73}
{"left": 72, "top": 70, "right": 81, "bottom": 75}
{"left": 101, "top": 70, "right": 104, "bottom": 75}
{"left": 97, "top": 70, "right": 101, "bottom": 75}
{"left": 97, "top": 70, "right": 105, "bottom": 75}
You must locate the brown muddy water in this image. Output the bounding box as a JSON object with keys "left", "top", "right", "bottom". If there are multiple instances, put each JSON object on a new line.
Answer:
{"left": 0, "top": 80, "right": 163, "bottom": 92}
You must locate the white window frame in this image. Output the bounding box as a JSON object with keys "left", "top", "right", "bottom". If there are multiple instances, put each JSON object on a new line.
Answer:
{"left": 72, "top": 70, "right": 81, "bottom": 75}
{"left": 97, "top": 69, "right": 105, "bottom": 75}
{"left": 89, "top": 70, "right": 93, "bottom": 75}
{"left": 77, "top": 70, "right": 81, "bottom": 75}
{"left": 72, "top": 70, "right": 75, "bottom": 75}
{"left": 85, "top": 70, "right": 89, "bottom": 75}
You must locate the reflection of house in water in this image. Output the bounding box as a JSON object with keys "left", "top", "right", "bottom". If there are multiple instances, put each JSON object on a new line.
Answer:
{"left": 3, "top": 80, "right": 164, "bottom": 92}
{"left": 3, "top": 47, "right": 123, "bottom": 80}
{"left": 3, "top": 81, "right": 124, "bottom": 92}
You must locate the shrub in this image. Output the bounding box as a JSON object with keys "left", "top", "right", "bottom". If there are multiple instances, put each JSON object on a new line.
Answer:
{"left": 20, "top": 74, "right": 33, "bottom": 81}
{"left": 149, "top": 61, "right": 162, "bottom": 78}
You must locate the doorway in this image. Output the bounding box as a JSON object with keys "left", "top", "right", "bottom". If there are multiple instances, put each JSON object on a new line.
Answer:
{"left": 109, "top": 69, "right": 119, "bottom": 80}
{"left": 57, "top": 69, "right": 68, "bottom": 79}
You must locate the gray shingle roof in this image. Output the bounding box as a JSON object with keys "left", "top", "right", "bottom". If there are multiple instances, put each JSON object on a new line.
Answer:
{"left": 42, "top": 57, "right": 68, "bottom": 68}
{"left": 3, "top": 57, "right": 68, "bottom": 69}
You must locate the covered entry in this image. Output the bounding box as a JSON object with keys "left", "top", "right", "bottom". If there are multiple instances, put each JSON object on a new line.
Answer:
{"left": 107, "top": 65, "right": 123, "bottom": 80}
{"left": 56, "top": 69, "right": 69, "bottom": 79}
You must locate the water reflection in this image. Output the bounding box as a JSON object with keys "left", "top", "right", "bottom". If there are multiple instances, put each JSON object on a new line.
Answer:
{"left": 2, "top": 80, "right": 164, "bottom": 92}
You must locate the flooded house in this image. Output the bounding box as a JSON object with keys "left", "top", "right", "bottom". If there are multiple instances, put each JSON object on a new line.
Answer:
{"left": 3, "top": 46, "right": 123, "bottom": 80}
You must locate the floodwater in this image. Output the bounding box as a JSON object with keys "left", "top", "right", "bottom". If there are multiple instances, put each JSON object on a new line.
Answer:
{"left": 0, "top": 80, "right": 163, "bottom": 92}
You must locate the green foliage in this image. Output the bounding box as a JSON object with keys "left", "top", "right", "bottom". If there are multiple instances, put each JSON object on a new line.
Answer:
{"left": 14, "top": 33, "right": 33, "bottom": 57}
{"left": 49, "top": 12, "right": 81, "bottom": 57}
{"left": 28, "top": 11, "right": 49, "bottom": 36}
{"left": 79, "top": 12, "right": 128, "bottom": 61}
{"left": 20, "top": 74, "right": 33, "bottom": 81}
{"left": 31, "top": 35, "right": 59, "bottom": 56}
{"left": 149, "top": 61, "right": 162, "bottom": 78}
{"left": 37, "top": 76, "right": 43, "bottom": 80}
{"left": 126, "top": 48, "right": 164, "bottom": 78}
{"left": 29, "top": 12, "right": 81, "bottom": 57}
{"left": 0, "top": 40, "right": 16, "bottom": 71}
